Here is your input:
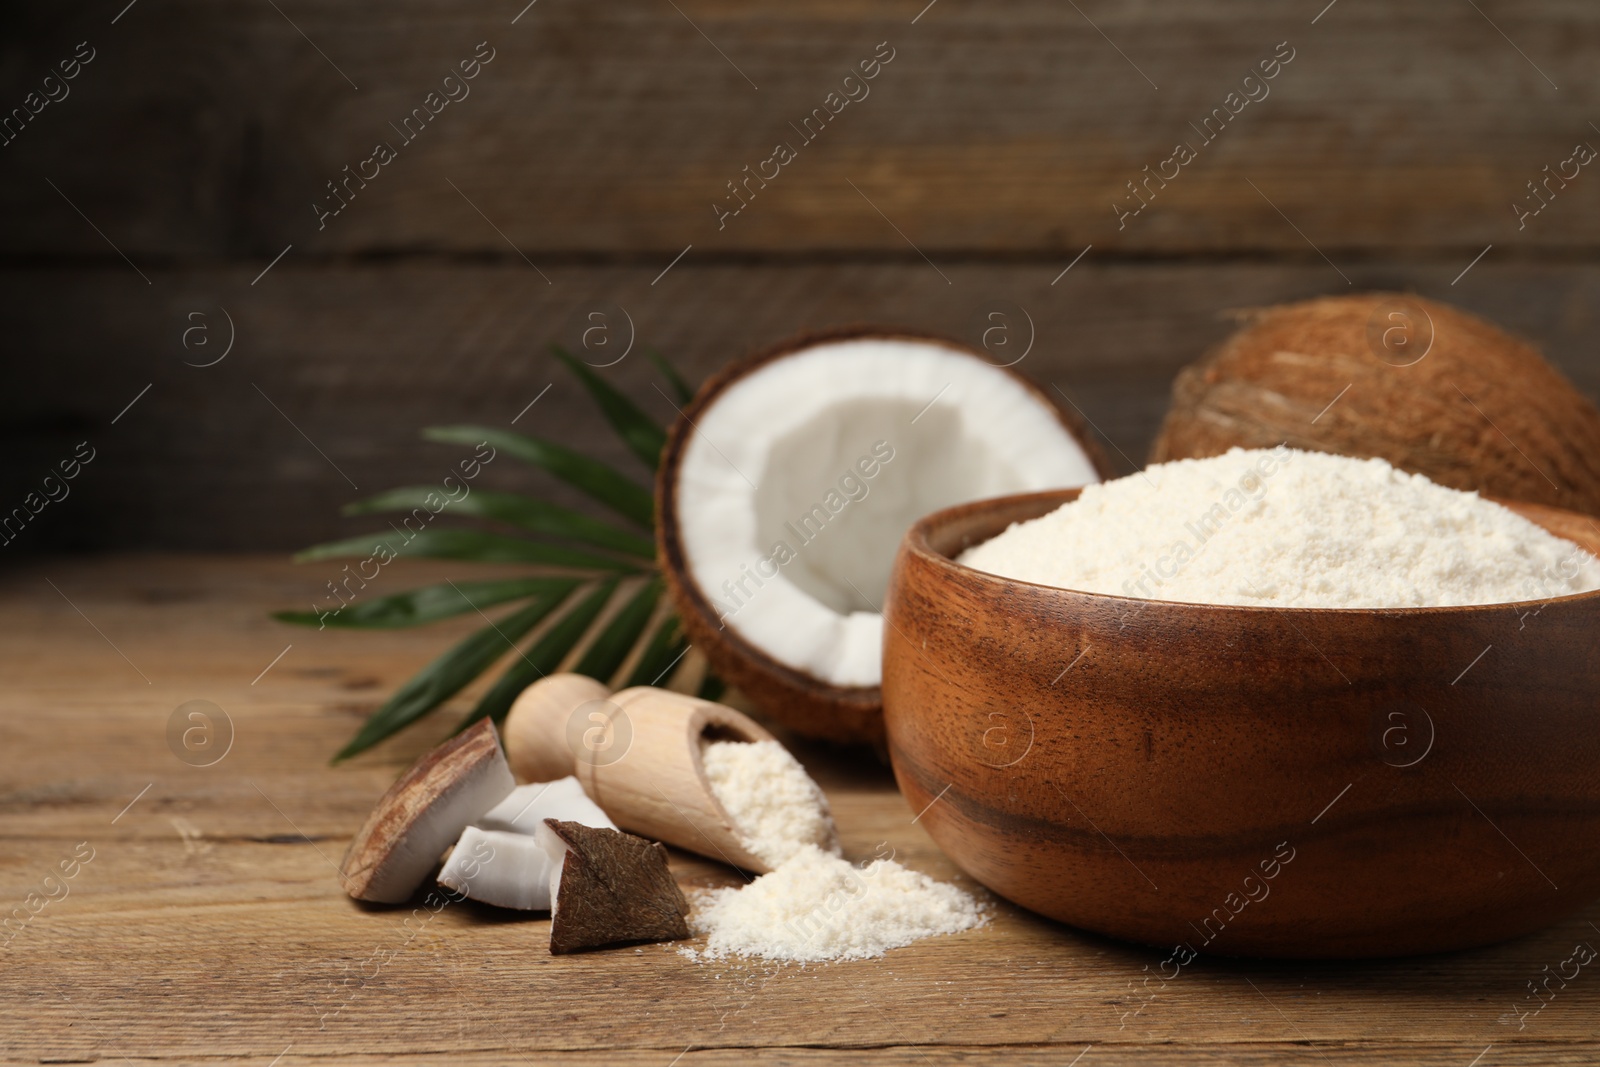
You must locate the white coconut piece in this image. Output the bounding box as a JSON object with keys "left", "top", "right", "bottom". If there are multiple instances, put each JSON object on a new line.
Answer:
{"left": 672, "top": 336, "right": 1102, "bottom": 688}
{"left": 438, "top": 827, "right": 561, "bottom": 910}
{"left": 436, "top": 778, "right": 617, "bottom": 910}
{"left": 536, "top": 818, "right": 573, "bottom": 907}
{"left": 477, "top": 778, "right": 615, "bottom": 835}
{"left": 340, "top": 719, "right": 516, "bottom": 904}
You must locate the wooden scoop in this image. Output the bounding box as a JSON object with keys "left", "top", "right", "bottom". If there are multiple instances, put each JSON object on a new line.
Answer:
{"left": 503, "top": 673, "right": 778, "bottom": 873}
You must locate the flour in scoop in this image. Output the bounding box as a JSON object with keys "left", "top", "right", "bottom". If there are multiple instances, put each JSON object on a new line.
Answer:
{"left": 702, "top": 739, "right": 837, "bottom": 869}
{"left": 960, "top": 447, "right": 1600, "bottom": 608}
{"left": 685, "top": 844, "right": 986, "bottom": 963}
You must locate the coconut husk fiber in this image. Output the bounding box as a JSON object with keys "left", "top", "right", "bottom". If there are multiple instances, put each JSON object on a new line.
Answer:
{"left": 544, "top": 820, "right": 689, "bottom": 954}
{"left": 1150, "top": 293, "right": 1600, "bottom": 517}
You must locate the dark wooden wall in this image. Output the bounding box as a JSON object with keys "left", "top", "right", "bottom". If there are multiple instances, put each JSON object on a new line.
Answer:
{"left": 3, "top": 0, "right": 1598, "bottom": 550}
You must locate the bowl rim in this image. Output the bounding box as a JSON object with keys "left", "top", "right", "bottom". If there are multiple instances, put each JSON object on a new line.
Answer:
{"left": 903, "top": 486, "right": 1600, "bottom": 617}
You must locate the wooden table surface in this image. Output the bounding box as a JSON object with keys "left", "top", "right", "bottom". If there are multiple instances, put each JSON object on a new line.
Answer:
{"left": 4, "top": 554, "right": 1599, "bottom": 1065}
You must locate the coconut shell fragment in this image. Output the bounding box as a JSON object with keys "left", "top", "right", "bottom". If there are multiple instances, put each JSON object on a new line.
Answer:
{"left": 340, "top": 719, "right": 515, "bottom": 903}
{"left": 538, "top": 819, "right": 689, "bottom": 954}
{"left": 1150, "top": 293, "right": 1600, "bottom": 516}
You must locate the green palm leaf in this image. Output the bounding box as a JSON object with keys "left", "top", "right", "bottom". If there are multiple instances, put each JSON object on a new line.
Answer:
{"left": 460, "top": 579, "right": 620, "bottom": 729}
{"left": 649, "top": 350, "right": 695, "bottom": 405}
{"left": 282, "top": 348, "right": 721, "bottom": 761}
{"left": 424, "top": 425, "right": 654, "bottom": 529}
{"left": 334, "top": 582, "right": 581, "bottom": 762}
{"left": 572, "top": 577, "right": 662, "bottom": 683}
{"left": 273, "top": 577, "right": 564, "bottom": 629}
{"left": 551, "top": 347, "right": 667, "bottom": 470}
{"left": 344, "top": 487, "right": 655, "bottom": 560}
{"left": 294, "top": 529, "right": 639, "bottom": 571}
{"left": 624, "top": 614, "right": 689, "bottom": 688}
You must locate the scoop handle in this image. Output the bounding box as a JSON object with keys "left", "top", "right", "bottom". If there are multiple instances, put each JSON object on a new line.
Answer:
{"left": 503, "top": 673, "right": 610, "bottom": 782}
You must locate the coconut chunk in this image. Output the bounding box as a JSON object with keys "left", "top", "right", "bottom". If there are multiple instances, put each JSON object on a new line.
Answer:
{"left": 340, "top": 719, "right": 515, "bottom": 903}
{"left": 434, "top": 779, "right": 618, "bottom": 910}
{"left": 478, "top": 778, "right": 615, "bottom": 835}
{"left": 537, "top": 819, "right": 689, "bottom": 953}
{"left": 437, "top": 827, "right": 561, "bottom": 910}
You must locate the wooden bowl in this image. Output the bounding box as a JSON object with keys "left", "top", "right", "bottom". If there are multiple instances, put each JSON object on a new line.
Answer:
{"left": 882, "top": 488, "right": 1600, "bottom": 958}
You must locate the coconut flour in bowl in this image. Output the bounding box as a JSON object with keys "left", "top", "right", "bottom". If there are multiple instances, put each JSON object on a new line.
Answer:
{"left": 959, "top": 447, "right": 1600, "bottom": 608}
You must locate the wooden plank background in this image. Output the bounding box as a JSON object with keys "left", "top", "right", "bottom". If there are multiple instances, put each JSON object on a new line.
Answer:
{"left": 2, "top": 1, "right": 1599, "bottom": 550}
{"left": 5, "top": 0, "right": 1600, "bottom": 257}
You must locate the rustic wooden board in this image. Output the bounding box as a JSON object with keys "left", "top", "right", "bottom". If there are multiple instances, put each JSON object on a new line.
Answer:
{"left": 2, "top": 555, "right": 1600, "bottom": 1065}
{"left": 3, "top": 0, "right": 1598, "bottom": 259}
{"left": 5, "top": 259, "right": 1600, "bottom": 551}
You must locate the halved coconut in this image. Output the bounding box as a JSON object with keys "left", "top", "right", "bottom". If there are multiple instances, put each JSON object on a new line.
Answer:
{"left": 657, "top": 328, "right": 1113, "bottom": 744}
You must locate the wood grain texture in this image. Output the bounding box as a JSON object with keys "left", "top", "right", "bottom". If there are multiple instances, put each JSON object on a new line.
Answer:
{"left": 4, "top": 260, "right": 1600, "bottom": 552}
{"left": 4, "top": 1, "right": 1600, "bottom": 556}
{"left": 4, "top": 554, "right": 1600, "bottom": 1064}
{"left": 882, "top": 489, "right": 1600, "bottom": 957}
{"left": 3, "top": 1, "right": 1600, "bottom": 257}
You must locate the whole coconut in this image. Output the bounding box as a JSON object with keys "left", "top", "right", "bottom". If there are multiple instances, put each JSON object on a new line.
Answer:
{"left": 1150, "top": 293, "right": 1600, "bottom": 517}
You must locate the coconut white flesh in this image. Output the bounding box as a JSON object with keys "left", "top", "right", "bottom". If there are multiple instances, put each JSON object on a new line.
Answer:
{"left": 535, "top": 820, "right": 573, "bottom": 916}
{"left": 673, "top": 338, "right": 1101, "bottom": 688}
{"left": 438, "top": 827, "right": 559, "bottom": 910}
{"left": 477, "top": 778, "right": 616, "bottom": 835}
{"left": 360, "top": 749, "right": 515, "bottom": 904}
{"left": 437, "top": 779, "right": 616, "bottom": 910}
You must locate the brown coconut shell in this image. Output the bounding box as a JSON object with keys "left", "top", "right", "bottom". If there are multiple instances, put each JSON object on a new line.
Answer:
{"left": 543, "top": 820, "right": 689, "bottom": 954}
{"left": 656, "top": 326, "right": 1115, "bottom": 746}
{"left": 1150, "top": 293, "right": 1600, "bottom": 516}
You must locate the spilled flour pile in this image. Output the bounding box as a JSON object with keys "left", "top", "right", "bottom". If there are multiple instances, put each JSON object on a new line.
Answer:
{"left": 702, "top": 740, "right": 837, "bottom": 868}
{"left": 960, "top": 447, "right": 1600, "bottom": 608}
{"left": 693, "top": 740, "right": 981, "bottom": 962}
{"left": 686, "top": 844, "right": 985, "bottom": 963}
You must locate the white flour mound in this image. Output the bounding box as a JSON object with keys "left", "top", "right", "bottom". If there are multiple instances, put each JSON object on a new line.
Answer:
{"left": 686, "top": 844, "right": 985, "bottom": 963}
{"left": 959, "top": 447, "right": 1600, "bottom": 608}
{"left": 702, "top": 740, "right": 838, "bottom": 869}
